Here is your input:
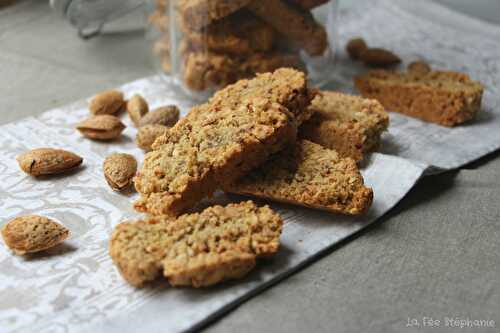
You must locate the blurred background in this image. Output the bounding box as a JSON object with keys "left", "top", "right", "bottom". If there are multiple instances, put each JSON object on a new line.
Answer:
{"left": 434, "top": 0, "right": 500, "bottom": 23}
{"left": 0, "top": 0, "right": 499, "bottom": 124}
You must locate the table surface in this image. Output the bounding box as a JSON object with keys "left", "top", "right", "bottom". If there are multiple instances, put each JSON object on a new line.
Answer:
{"left": 1, "top": 1, "right": 499, "bottom": 333}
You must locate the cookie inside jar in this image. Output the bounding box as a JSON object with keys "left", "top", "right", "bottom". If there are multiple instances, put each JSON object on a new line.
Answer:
{"left": 147, "top": 0, "right": 338, "bottom": 98}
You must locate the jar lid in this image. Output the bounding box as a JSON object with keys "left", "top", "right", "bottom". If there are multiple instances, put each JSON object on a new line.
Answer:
{"left": 51, "top": 0, "right": 145, "bottom": 39}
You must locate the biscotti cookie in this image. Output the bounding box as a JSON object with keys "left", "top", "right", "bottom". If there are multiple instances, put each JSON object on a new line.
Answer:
{"left": 226, "top": 140, "right": 373, "bottom": 215}
{"left": 300, "top": 91, "right": 389, "bottom": 162}
{"left": 248, "top": 0, "right": 328, "bottom": 56}
{"left": 134, "top": 68, "right": 313, "bottom": 216}
{"left": 178, "top": 0, "right": 252, "bottom": 30}
{"left": 181, "top": 11, "right": 275, "bottom": 55}
{"left": 148, "top": 10, "right": 169, "bottom": 33}
{"left": 110, "top": 201, "right": 283, "bottom": 287}
{"left": 355, "top": 69, "right": 484, "bottom": 127}
{"left": 182, "top": 51, "right": 301, "bottom": 91}
{"left": 153, "top": 36, "right": 171, "bottom": 73}
{"left": 288, "top": 0, "right": 330, "bottom": 9}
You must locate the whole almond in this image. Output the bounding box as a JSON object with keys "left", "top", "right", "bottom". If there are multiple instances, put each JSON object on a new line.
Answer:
{"left": 408, "top": 60, "right": 431, "bottom": 75}
{"left": 127, "top": 94, "right": 149, "bottom": 127}
{"left": 89, "top": 90, "right": 125, "bottom": 115}
{"left": 76, "top": 115, "right": 126, "bottom": 140}
{"left": 1, "top": 215, "right": 70, "bottom": 255}
{"left": 361, "top": 48, "right": 401, "bottom": 67}
{"left": 136, "top": 124, "right": 169, "bottom": 151}
{"left": 16, "top": 148, "right": 83, "bottom": 176}
{"left": 346, "top": 37, "right": 368, "bottom": 60}
{"left": 138, "top": 105, "right": 180, "bottom": 127}
{"left": 103, "top": 153, "right": 138, "bottom": 191}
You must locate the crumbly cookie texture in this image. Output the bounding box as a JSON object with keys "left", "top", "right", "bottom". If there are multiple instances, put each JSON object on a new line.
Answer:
{"left": 183, "top": 51, "right": 302, "bottom": 91}
{"left": 109, "top": 201, "right": 283, "bottom": 287}
{"left": 134, "top": 68, "right": 312, "bottom": 216}
{"left": 355, "top": 70, "right": 484, "bottom": 127}
{"left": 226, "top": 140, "right": 373, "bottom": 215}
{"left": 178, "top": 0, "right": 252, "bottom": 30}
{"left": 248, "top": 0, "right": 327, "bottom": 56}
{"left": 181, "top": 11, "right": 275, "bottom": 55}
{"left": 300, "top": 91, "right": 389, "bottom": 162}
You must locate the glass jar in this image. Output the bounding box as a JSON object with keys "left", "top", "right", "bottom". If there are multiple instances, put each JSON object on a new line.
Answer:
{"left": 147, "top": 0, "right": 339, "bottom": 99}
{"left": 51, "top": 0, "right": 146, "bottom": 38}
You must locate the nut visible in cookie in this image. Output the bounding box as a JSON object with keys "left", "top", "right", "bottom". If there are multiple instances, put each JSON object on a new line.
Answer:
{"left": 127, "top": 94, "right": 149, "bottom": 127}
{"left": 1, "top": 215, "right": 70, "bottom": 255}
{"left": 136, "top": 124, "right": 169, "bottom": 152}
{"left": 16, "top": 148, "right": 83, "bottom": 176}
{"left": 138, "top": 105, "right": 180, "bottom": 127}
{"left": 76, "top": 115, "right": 126, "bottom": 140}
{"left": 89, "top": 90, "right": 125, "bottom": 115}
{"left": 103, "top": 153, "right": 138, "bottom": 192}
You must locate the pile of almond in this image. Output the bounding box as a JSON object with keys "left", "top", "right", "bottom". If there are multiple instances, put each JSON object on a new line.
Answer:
{"left": 346, "top": 37, "right": 401, "bottom": 67}
{"left": 4, "top": 88, "right": 182, "bottom": 256}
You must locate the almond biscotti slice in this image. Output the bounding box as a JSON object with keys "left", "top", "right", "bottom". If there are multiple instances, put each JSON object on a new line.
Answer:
{"left": 109, "top": 201, "right": 283, "bottom": 287}
{"left": 178, "top": 0, "right": 252, "bottom": 30}
{"left": 226, "top": 140, "right": 373, "bottom": 215}
{"left": 248, "top": 0, "right": 328, "bottom": 56}
{"left": 355, "top": 69, "right": 484, "bottom": 127}
{"left": 181, "top": 11, "right": 276, "bottom": 55}
{"left": 182, "top": 51, "right": 302, "bottom": 91}
{"left": 300, "top": 91, "right": 389, "bottom": 162}
{"left": 134, "top": 68, "right": 313, "bottom": 216}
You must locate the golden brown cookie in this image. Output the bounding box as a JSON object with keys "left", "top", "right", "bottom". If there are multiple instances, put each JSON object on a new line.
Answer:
{"left": 181, "top": 11, "right": 275, "bottom": 55}
{"left": 177, "top": 0, "right": 252, "bottom": 30}
{"left": 226, "top": 140, "right": 373, "bottom": 215}
{"left": 134, "top": 68, "right": 312, "bottom": 216}
{"left": 182, "top": 51, "right": 302, "bottom": 91}
{"left": 355, "top": 69, "right": 484, "bottom": 126}
{"left": 300, "top": 91, "right": 389, "bottom": 162}
{"left": 109, "top": 201, "right": 283, "bottom": 287}
{"left": 248, "top": 0, "right": 328, "bottom": 56}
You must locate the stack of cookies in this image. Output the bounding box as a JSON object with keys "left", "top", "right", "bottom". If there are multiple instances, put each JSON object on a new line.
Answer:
{"left": 107, "top": 68, "right": 390, "bottom": 288}
{"left": 149, "top": 0, "right": 331, "bottom": 91}
{"left": 149, "top": 0, "right": 172, "bottom": 73}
